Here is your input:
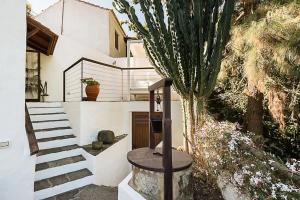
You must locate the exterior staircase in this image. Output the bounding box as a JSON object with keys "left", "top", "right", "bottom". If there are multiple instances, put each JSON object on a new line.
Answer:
{"left": 27, "top": 102, "right": 93, "bottom": 200}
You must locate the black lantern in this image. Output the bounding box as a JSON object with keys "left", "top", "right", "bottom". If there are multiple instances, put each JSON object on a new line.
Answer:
{"left": 156, "top": 90, "right": 161, "bottom": 111}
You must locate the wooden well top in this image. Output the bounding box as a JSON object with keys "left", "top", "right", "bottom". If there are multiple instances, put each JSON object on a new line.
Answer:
{"left": 127, "top": 147, "right": 193, "bottom": 172}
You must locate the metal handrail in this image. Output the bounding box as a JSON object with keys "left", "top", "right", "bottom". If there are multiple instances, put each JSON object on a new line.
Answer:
{"left": 63, "top": 57, "right": 154, "bottom": 102}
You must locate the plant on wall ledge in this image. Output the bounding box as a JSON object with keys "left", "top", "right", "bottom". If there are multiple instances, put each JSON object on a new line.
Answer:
{"left": 81, "top": 78, "right": 100, "bottom": 101}
{"left": 113, "top": 0, "right": 235, "bottom": 153}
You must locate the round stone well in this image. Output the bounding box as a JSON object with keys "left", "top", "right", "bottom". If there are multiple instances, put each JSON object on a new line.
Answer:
{"left": 127, "top": 147, "right": 193, "bottom": 200}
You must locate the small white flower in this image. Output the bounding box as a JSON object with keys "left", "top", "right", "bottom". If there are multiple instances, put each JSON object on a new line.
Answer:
{"left": 228, "top": 138, "right": 237, "bottom": 151}
{"left": 233, "top": 171, "right": 244, "bottom": 186}
{"left": 281, "top": 195, "right": 287, "bottom": 200}
{"left": 249, "top": 171, "right": 263, "bottom": 186}
{"left": 285, "top": 159, "right": 300, "bottom": 173}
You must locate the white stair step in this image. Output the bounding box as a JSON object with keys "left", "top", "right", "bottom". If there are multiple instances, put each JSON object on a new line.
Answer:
{"left": 29, "top": 113, "right": 68, "bottom": 122}
{"left": 34, "top": 169, "right": 93, "bottom": 200}
{"left": 35, "top": 160, "right": 88, "bottom": 181}
{"left": 35, "top": 128, "right": 73, "bottom": 140}
{"left": 27, "top": 102, "right": 62, "bottom": 108}
{"left": 33, "top": 120, "right": 70, "bottom": 130}
{"left": 28, "top": 107, "right": 65, "bottom": 115}
{"left": 38, "top": 136, "right": 77, "bottom": 150}
{"left": 37, "top": 146, "right": 82, "bottom": 164}
{"left": 35, "top": 156, "right": 87, "bottom": 181}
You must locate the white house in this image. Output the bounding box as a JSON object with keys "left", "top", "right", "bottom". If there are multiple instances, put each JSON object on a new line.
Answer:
{"left": 0, "top": 0, "right": 184, "bottom": 199}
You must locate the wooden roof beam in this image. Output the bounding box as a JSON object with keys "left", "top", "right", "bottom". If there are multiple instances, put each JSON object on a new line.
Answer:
{"left": 27, "top": 28, "right": 39, "bottom": 39}
{"left": 27, "top": 17, "right": 58, "bottom": 55}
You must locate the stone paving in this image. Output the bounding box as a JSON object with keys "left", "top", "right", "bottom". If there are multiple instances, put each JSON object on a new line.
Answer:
{"left": 34, "top": 169, "right": 92, "bottom": 191}
{"left": 44, "top": 185, "right": 118, "bottom": 200}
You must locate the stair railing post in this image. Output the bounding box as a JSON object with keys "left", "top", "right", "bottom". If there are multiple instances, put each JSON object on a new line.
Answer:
{"left": 81, "top": 60, "right": 83, "bottom": 101}
{"left": 149, "top": 90, "right": 155, "bottom": 149}
{"left": 63, "top": 70, "right": 66, "bottom": 102}
{"left": 162, "top": 85, "right": 172, "bottom": 200}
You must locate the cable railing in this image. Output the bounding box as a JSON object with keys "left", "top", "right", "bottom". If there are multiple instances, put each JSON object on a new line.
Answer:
{"left": 63, "top": 57, "right": 161, "bottom": 102}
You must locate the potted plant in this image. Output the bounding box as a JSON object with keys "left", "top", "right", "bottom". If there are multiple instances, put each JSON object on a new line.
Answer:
{"left": 81, "top": 78, "right": 100, "bottom": 101}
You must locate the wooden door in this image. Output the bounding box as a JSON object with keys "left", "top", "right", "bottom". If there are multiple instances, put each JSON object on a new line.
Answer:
{"left": 132, "top": 112, "right": 162, "bottom": 149}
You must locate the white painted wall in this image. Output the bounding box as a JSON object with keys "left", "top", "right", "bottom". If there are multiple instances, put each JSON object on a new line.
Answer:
{"left": 39, "top": 34, "right": 115, "bottom": 102}
{"left": 35, "top": 0, "right": 178, "bottom": 102}
{"left": 82, "top": 136, "right": 131, "bottom": 187}
{"left": 63, "top": 101, "right": 183, "bottom": 147}
{"left": 0, "top": 1, "right": 36, "bottom": 199}
{"left": 35, "top": 0, "right": 116, "bottom": 101}
{"left": 118, "top": 173, "right": 146, "bottom": 200}
{"left": 36, "top": 0, "right": 110, "bottom": 54}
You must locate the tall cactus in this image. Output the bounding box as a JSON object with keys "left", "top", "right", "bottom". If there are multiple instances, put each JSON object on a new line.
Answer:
{"left": 114, "top": 0, "right": 235, "bottom": 152}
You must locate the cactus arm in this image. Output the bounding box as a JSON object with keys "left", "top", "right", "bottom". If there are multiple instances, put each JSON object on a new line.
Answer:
{"left": 166, "top": 1, "right": 191, "bottom": 90}
{"left": 114, "top": 0, "right": 235, "bottom": 101}
{"left": 113, "top": 0, "right": 148, "bottom": 37}
{"left": 206, "top": 0, "right": 235, "bottom": 96}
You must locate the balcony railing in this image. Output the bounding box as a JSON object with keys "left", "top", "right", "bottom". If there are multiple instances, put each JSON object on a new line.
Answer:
{"left": 63, "top": 57, "right": 161, "bottom": 102}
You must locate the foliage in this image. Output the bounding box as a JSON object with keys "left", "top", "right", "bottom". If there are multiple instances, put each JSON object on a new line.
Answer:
{"left": 26, "top": 2, "right": 32, "bottom": 16}
{"left": 113, "top": 0, "right": 235, "bottom": 152}
{"left": 81, "top": 78, "right": 100, "bottom": 86}
{"left": 194, "top": 117, "right": 300, "bottom": 200}
{"left": 217, "top": 2, "right": 300, "bottom": 158}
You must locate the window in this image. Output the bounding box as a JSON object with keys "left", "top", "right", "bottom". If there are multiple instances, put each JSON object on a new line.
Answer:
{"left": 115, "top": 31, "right": 119, "bottom": 50}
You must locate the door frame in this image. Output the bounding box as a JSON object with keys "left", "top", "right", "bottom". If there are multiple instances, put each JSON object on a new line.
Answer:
{"left": 26, "top": 49, "right": 41, "bottom": 102}
{"left": 132, "top": 111, "right": 162, "bottom": 149}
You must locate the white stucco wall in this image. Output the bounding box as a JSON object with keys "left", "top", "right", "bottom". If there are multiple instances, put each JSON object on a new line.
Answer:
{"left": 63, "top": 101, "right": 183, "bottom": 147}
{"left": 82, "top": 136, "right": 131, "bottom": 187}
{"left": 39, "top": 35, "right": 115, "bottom": 102}
{"left": 118, "top": 173, "right": 145, "bottom": 200}
{"left": 34, "top": 0, "right": 176, "bottom": 102}
{"left": 0, "top": 1, "right": 36, "bottom": 200}
{"left": 35, "top": 0, "right": 115, "bottom": 101}
{"left": 36, "top": 0, "right": 110, "bottom": 54}
{"left": 34, "top": 0, "right": 181, "bottom": 102}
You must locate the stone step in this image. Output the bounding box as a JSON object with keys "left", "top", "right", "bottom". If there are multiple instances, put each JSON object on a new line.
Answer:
{"left": 35, "top": 155, "right": 87, "bottom": 181}
{"left": 33, "top": 120, "right": 70, "bottom": 130}
{"left": 34, "top": 169, "right": 93, "bottom": 200}
{"left": 29, "top": 113, "right": 68, "bottom": 122}
{"left": 35, "top": 127, "right": 72, "bottom": 133}
{"left": 27, "top": 102, "right": 62, "bottom": 108}
{"left": 37, "top": 145, "right": 82, "bottom": 164}
{"left": 30, "top": 112, "right": 66, "bottom": 116}
{"left": 29, "top": 107, "right": 65, "bottom": 115}
{"left": 36, "top": 155, "right": 86, "bottom": 171}
{"left": 35, "top": 128, "right": 73, "bottom": 140}
{"left": 32, "top": 119, "right": 69, "bottom": 123}
{"left": 37, "top": 135, "right": 75, "bottom": 142}
{"left": 38, "top": 144, "right": 80, "bottom": 157}
{"left": 38, "top": 135, "right": 77, "bottom": 150}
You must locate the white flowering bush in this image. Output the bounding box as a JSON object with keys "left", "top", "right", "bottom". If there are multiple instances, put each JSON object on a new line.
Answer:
{"left": 194, "top": 116, "right": 300, "bottom": 200}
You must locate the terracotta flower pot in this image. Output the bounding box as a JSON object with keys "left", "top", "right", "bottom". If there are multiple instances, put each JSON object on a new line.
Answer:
{"left": 85, "top": 84, "right": 100, "bottom": 101}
